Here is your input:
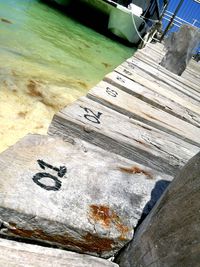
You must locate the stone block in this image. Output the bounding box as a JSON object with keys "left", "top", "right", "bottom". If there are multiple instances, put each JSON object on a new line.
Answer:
{"left": 116, "top": 152, "right": 200, "bottom": 267}
{"left": 0, "top": 238, "right": 118, "bottom": 267}
{"left": 0, "top": 134, "right": 172, "bottom": 258}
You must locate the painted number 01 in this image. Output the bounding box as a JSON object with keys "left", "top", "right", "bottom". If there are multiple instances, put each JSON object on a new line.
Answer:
{"left": 32, "top": 160, "right": 67, "bottom": 191}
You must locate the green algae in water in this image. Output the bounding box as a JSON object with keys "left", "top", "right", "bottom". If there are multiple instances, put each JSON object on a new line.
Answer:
{"left": 0, "top": 0, "right": 134, "bottom": 90}
{"left": 0, "top": 0, "right": 134, "bottom": 152}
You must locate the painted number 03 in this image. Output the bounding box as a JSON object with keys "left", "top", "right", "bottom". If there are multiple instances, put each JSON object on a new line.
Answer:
{"left": 106, "top": 87, "right": 118, "bottom": 97}
{"left": 82, "top": 107, "right": 102, "bottom": 124}
{"left": 32, "top": 160, "right": 67, "bottom": 191}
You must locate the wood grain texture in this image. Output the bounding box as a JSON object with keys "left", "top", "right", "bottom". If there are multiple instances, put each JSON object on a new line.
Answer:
{"left": 115, "top": 62, "right": 200, "bottom": 115}
{"left": 87, "top": 81, "right": 200, "bottom": 147}
{"left": 125, "top": 58, "right": 200, "bottom": 104}
{"left": 135, "top": 49, "right": 200, "bottom": 81}
{"left": 49, "top": 97, "right": 199, "bottom": 175}
{"left": 104, "top": 71, "right": 200, "bottom": 128}
{"left": 0, "top": 238, "right": 118, "bottom": 267}
{"left": 136, "top": 42, "right": 200, "bottom": 88}
{"left": 130, "top": 55, "right": 200, "bottom": 96}
{"left": 134, "top": 50, "right": 164, "bottom": 64}
{"left": 136, "top": 46, "right": 200, "bottom": 81}
{"left": 134, "top": 45, "right": 166, "bottom": 64}
{"left": 184, "top": 60, "right": 200, "bottom": 82}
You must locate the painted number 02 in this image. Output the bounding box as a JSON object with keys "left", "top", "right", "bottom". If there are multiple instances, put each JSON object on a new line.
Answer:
{"left": 32, "top": 160, "right": 67, "bottom": 191}
{"left": 82, "top": 107, "right": 102, "bottom": 124}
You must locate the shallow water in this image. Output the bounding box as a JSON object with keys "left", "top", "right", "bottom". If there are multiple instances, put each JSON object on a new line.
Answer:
{"left": 0, "top": 0, "right": 134, "bottom": 152}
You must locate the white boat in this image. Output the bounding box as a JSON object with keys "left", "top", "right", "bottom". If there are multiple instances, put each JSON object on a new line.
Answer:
{"left": 52, "top": 0, "right": 167, "bottom": 45}
{"left": 108, "top": 3, "right": 145, "bottom": 44}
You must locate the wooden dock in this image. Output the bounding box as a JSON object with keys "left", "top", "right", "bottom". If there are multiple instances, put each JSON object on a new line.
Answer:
{"left": 49, "top": 42, "right": 200, "bottom": 174}
{"left": 0, "top": 42, "right": 200, "bottom": 265}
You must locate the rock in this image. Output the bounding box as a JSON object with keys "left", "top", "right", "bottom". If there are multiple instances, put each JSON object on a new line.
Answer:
{"left": 116, "top": 152, "right": 200, "bottom": 267}
{"left": 160, "top": 25, "right": 200, "bottom": 75}
{"left": 0, "top": 238, "right": 118, "bottom": 267}
{"left": 0, "top": 134, "right": 172, "bottom": 258}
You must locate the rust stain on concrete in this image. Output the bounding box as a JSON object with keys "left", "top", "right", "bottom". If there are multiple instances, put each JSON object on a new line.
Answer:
{"left": 84, "top": 233, "right": 113, "bottom": 253}
{"left": 90, "top": 205, "right": 111, "bottom": 228}
{"left": 89, "top": 205, "right": 131, "bottom": 240}
{"left": 119, "top": 166, "right": 153, "bottom": 179}
{"left": 8, "top": 223, "right": 114, "bottom": 254}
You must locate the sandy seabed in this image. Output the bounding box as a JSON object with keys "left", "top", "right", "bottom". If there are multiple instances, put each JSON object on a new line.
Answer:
{"left": 0, "top": 69, "right": 86, "bottom": 153}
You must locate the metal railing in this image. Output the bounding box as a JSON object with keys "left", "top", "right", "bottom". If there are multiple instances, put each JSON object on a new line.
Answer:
{"left": 162, "top": 10, "right": 200, "bottom": 30}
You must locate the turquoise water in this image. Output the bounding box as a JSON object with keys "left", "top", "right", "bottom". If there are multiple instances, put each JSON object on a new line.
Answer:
{"left": 0, "top": 0, "right": 134, "bottom": 89}
{"left": 0, "top": 0, "right": 134, "bottom": 152}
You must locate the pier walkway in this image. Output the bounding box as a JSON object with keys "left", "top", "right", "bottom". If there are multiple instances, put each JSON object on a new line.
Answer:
{"left": 0, "top": 42, "right": 200, "bottom": 266}
{"left": 49, "top": 42, "right": 200, "bottom": 174}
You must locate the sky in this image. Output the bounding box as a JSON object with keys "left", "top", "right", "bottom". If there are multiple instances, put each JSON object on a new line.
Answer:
{"left": 162, "top": 0, "right": 200, "bottom": 30}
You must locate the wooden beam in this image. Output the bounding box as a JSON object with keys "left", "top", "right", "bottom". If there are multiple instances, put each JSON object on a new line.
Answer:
{"left": 104, "top": 71, "right": 200, "bottom": 128}
{"left": 49, "top": 97, "right": 199, "bottom": 175}
{"left": 87, "top": 81, "right": 200, "bottom": 147}
{"left": 114, "top": 63, "right": 200, "bottom": 115}
{"left": 131, "top": 55, "right": 200, "bottom": 94}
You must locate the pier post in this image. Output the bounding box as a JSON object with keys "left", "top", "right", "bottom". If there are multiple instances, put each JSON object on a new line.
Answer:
{"left": 160, "top": 25, "right": 200, "bottom": 75}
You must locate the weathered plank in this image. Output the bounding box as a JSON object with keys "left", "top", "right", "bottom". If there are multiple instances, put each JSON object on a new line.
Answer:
{"left": 126, "top": 57, "right": 200, "bottom": 102}
{"left": 137, "top": 42, "right": 166, "bottom": 54}
{"left": 136, "top": 48, "right": 164, "bottom": 58}
{"left": 0, "top": 238, "right": 118, "bottom": 267}
{"left": 185, "top": 60, "right": 200, "bottom": 79}
{"left": 136, "top": 49, "right": 200, "bottom": 85}
{"left": 116, "top": 151, "right": 200, "bottom": 267}
{"left": 144, "top": 42, "right": 167, "bottom": 53}
{"left": 115, "top": 62, "right": 200, "bottom": 115}
{"left": 182, "top": 67, "right": 200, "bottom": 87}
{"left": 87, "top": 81, "right": 200, "bottom": 147}
{"left": 104, "top": 71, "right": 200, "bottom": 128}
{"left": 135, "top": 50, "right": 200, "bottom": 84}
{"left": 49, "top": 96, "right": 199, "bottom": 175}
{"left": 183, "top": 66, "right": 200, "bottom": 82}
{"left": 0, "top": 134, "right": 172, "bottom": 258}
{"left": 131, "top": 55, "right": 200, "bottom": 95}
{"left": 136, "top": 45, "right": 200, "bottom": 82}
{"left": 134, "top": 46, "right": 165, "bottom": 64}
